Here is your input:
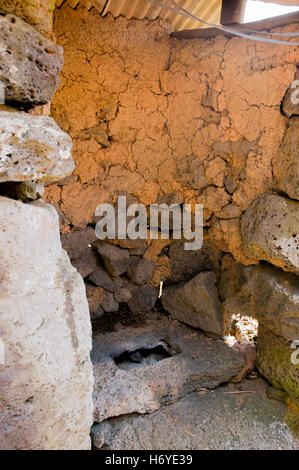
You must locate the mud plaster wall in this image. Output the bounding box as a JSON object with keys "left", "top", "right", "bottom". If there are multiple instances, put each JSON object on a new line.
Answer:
{"left": 44, "top": 2, "right": 299, "bottom": 284}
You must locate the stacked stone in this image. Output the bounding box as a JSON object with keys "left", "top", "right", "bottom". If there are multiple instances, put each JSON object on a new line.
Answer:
{"left": 91, "top": 315, "right": 246, "bottom": 425}
{"left": 158, "top": 75, "right": 299, "bottom": 412}
{"left": 0, "top": 4, "right": 93, "bottom": 450}
{"left": 161, "top": 271, "right": 223, "bottom": 337}
{"left": 0, "top": 12, "right": 73, "bottom": 198}
{"left": 220, "top": 79, "right": 299, "bottom": 407}
{"left": 61, "top": 229, "right": 159, "bottom": 318}
{"left": 60, "top": 223, "right": 227, "bottom": 334}
{"left": 0, "top": 0, "right": 56, "bottom": 37}
{"left": 62, "top": 225, "right": 226, "bottom": 338}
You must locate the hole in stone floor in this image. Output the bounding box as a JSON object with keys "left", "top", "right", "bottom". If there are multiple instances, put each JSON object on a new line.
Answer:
{"left": 113, "top": 343, "right": 177, "bottom": 371}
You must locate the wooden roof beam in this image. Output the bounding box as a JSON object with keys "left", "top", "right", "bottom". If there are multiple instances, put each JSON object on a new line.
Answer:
{"left": 220, "top": 0, "right": 247, "bottom": 25}
{"left": 171, "top": 10, "right": 299, "bottom": 39}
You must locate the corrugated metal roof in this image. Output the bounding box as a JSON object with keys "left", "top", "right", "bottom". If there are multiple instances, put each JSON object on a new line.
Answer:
{"left": 59, "top": 0, "right": 222, "bottom": 31}
{"left": 102, "top": 0, "right": 221, "bottom": 31}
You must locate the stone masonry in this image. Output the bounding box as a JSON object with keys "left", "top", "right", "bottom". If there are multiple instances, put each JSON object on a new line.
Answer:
{"left": 0, "top": 0, "right": 298, "bottom": 449}
{"left": 0, "top": 3, "right": 93, "bottom": 450}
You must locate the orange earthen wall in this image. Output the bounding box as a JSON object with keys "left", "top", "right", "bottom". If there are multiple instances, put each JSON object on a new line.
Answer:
{"left": 45, "top": 2, "right": 298, "bottom": 279}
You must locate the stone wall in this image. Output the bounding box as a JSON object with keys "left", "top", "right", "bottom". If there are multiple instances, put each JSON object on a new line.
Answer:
{"left": 49, "top": 3, "right": 297, "bottom": 268}
{"left": 0, "top": 3, "right": 94, "bottom": 449}
{"left": 0, "top": 198, "right": 93, "bottom": 449}
{"left": 0, "top": 0, "right": 298, "bottom": 448}
{"left": 49, "top": 4, "right": 298, "bottom": 304}
{"left": 0, "top": 0, "right": 56, "bottom": 36}
{"left": 48, "top": 3, "right": 298, "bottom": 423}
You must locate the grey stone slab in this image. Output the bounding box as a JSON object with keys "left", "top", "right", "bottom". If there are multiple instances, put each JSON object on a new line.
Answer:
{"left": 92, "top": 314, "right": 245, "bottom": 422}
{"left": 92, "top": 379, "right": 298, "bottom": 450}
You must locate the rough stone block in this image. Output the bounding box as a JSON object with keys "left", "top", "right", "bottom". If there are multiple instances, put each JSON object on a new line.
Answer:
{"left": 61, "top": 227, "right": 97, "bottom": 259}
{"left": 86, "top": 283, "right": 106, "bottom": 315}
{"left": 0, "top": 1, "right": 55, "bottom": 35}
{"left": 0, "top": 111, "right": 74, "bottom": 183}
{"left": 107, "top": 238, "right": 148, "bottom": 255}
{"left": 91, "top": 379, "right": 298, "bottom": 450}
{"left": 61, "top": 227, "right": 98, "bottom": 278}
{"left": 128, "top": 285, "right": 158, "bottom": 313}
{"left": 0, "top": 197, "right": 93, "bottom": 450}
{"left": 167, "top": 239, "right": 223, "bottom": 284}
{"left": 0, "top": 14, "right": 63, "bottom": 106}
{"left": 161, "top": 272, "right": 223, "bottom": 336}
{"left": 71, "top": 251, "right": 98, "bottom": 279}
{"left": 257, "top": 326, "right": 299, "bottom": 401}
{"left": 126, "top": 256, "right": 155, "bottom": 285}
{"left": 273, "top": 118, "right": 299, "bottom": 201}
{"left": 92, "top": 315, "right": 245, "bottom": 422}
{"left": 114, "top": 287, "right": 132, "bottom": 303}
{"left": 241, "top": 193, "right": 299, "bottom": 275}
{"left": 102, "top": 292, "right": 119, "bottom": 313}
{"left": 88, "top": 265, "right": 122, "bottom": 293}
{"left": 220, "top": 259, "right": 299, "bottom": 342}
{"left": 92, "top": 241, "right": 130, "bottom": 279}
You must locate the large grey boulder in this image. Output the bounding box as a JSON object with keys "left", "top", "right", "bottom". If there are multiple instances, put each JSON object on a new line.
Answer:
{"left": 91, "top": 379, "right": 298, "bottom": 450}
{"left": 241, "top": 193, "right": 299, "bottom": 275}
{"left": 0, "top": 14, "right": 63, "bottom": 106}
{"left": 220, "top": 258, "right": 299, "bottom": 401}
{"left": 0, "top": 1, "right": 55, "bottom": 35}
{"left": 161, "top": 272, "right": 223, "bottom": 336}
{"left": 273, "top": 118, "right": 299, "bottom": 201}
{"left": 0, "top": 111, "right": 74, "bottom": 183}
{"left": 257, "top": 326, "right": 299, "bottom": 401}
{"left": 92, "top": 315, "right": 245, "bottom": 423}
{"left": 0, "top": 197, "right": 93, "bottom": 450}
{"left": 220, "top": 259, "right": 299, "bottom": 342}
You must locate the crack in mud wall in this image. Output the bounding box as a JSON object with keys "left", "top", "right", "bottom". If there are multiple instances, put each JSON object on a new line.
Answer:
{"left": 46, "top": 2, "right": 299, "bottom": 280}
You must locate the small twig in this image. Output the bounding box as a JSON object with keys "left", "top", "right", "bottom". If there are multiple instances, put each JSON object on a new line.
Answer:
{"left": 184, "top": 429, "right": 196, "bottom": 437}
{"left": 224, "top": 390, "right": 256, "bottom": 395}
